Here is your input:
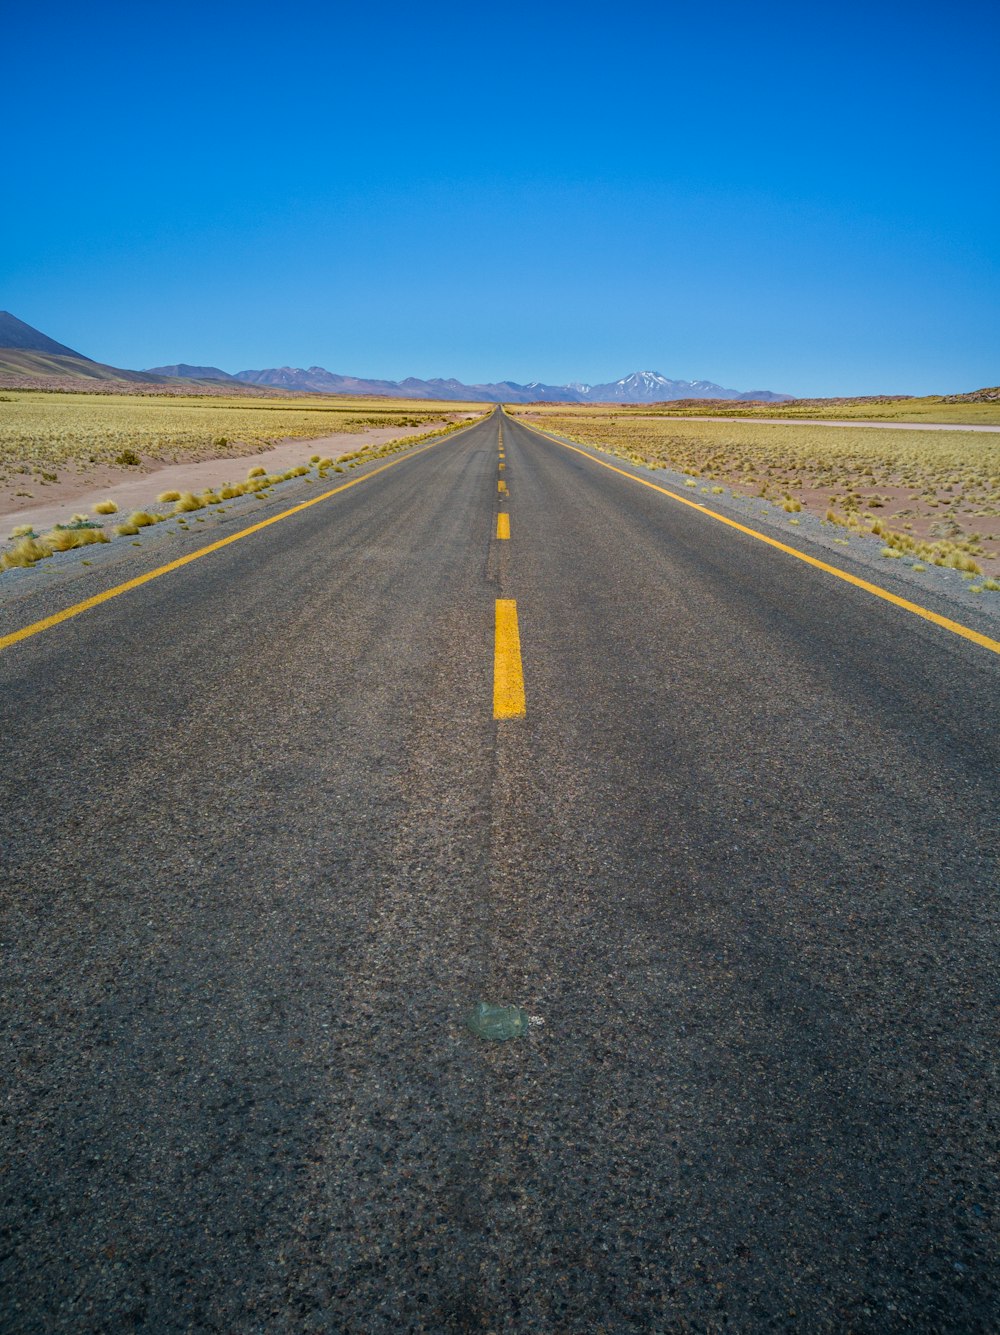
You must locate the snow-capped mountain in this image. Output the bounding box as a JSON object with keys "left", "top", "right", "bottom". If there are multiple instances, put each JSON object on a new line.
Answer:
{"left": 147, "top": 362, "right": 792, "bottom": 403}
{"left": 584, "top": 371, "right": 790, "bottom": 403}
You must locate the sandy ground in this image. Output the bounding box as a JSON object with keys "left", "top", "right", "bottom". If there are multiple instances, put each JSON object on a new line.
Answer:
{"left": 1, "top": 418, "right": 469, "bottom": 539}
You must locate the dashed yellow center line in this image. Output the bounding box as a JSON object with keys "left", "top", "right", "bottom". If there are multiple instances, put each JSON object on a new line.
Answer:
{"left": 494, "top": 598, "right": 526, "bottom": 718}
{"left": 499, "top": 461, "right": 505, "bottom": 470}
{"left": 538, "top": 431, "right": 1000, "bottom": 658}
{"left": 498, "top": 480, "right": 507, "bottom": 494}
{"left": 0, "top": 433, "right": 455, "bottom": 656}
{"left": 497, "top": 513, "right": 510, "bottom": 540}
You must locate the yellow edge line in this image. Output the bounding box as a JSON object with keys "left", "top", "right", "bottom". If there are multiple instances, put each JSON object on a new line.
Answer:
{"left": 494, "top": 598, "right": 526, "bottom": 718}
{"left": 535, "top": 428, "right": 1000, "bottom": 657}
{"left": 0, "top": 433, "right": 455, "bottom": 655}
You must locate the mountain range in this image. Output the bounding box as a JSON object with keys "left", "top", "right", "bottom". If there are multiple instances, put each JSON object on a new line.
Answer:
{"left": 146, "top": 364, "right": 794, "bottom": 404}
{"left": 1, "top": 311, "right": 792, "bottom": 402}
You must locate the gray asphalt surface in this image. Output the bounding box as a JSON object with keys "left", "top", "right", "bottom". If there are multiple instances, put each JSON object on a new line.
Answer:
{"left": 1, "top": 410, "right": 997, "bottom": 1332}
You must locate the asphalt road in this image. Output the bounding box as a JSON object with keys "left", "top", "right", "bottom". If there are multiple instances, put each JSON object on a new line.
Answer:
{"left": 1, "top": 410, "right": 997, "bottom": 1332}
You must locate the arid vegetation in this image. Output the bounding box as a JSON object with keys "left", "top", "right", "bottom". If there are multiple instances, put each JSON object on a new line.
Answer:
{"left": 0, "top": 391, "right": 482, "bottom": 484}
{"left": 1, "top": 416, "right": 474, "bottom": 573}
{"left": 514, "top": 407, "right": 1000, "bottom": 576}
{"left": 574, "top": 392, "right": 1000, "bottom": 427}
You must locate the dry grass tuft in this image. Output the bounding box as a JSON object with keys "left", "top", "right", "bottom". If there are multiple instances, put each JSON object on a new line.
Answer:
{"left": 43, "top": 526, "right": 110, "bottom": 552}
{"left": 157, "top": 490, "right": 182, "bottom": 503}
{"left": 173, "top": 492, "right": 205, "bottom": 513}
{"left": 93, "top": 499, "right": 119, "bottom": 514}
{"left": 1, "top": 536, "right": 54, "bottom": 569}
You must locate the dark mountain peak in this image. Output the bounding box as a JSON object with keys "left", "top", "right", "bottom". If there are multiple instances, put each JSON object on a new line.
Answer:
{"left": 0, "top": 311, "right": 91, "bottom": 361}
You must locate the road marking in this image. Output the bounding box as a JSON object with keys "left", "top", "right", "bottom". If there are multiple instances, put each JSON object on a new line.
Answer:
{"left": 497, "top": 513, "right": 510, "bottom": 540}
{"left": 494, "top": 599, "right": 526, "bottom": 718}
{"left": 0, "top": 433, "right": 457, "bottom": 656}
{"left": 536, "top": 431, "right": 1000, "bottom": 658}
{"left": 498, "top": 480, "right": 507, "bottom": 494}
{"left": 499, "top": 461, "right": 505, "bottom": 470}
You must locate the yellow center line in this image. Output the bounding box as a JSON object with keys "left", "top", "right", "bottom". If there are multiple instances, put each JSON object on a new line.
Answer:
{"left": 494, "top": 598, "right": 526, "bottom": 718}
{"left": 499, "top": 461, "right": 505, "bottom": 470}
{"left": 498, "top": 480, "right": 507, "bottom": 494}
{"left": 497, "top": 513, "right": 510, "bottom": 540}
{"left": 0, "top": 433, "right": 455, "bottom": 655}
{"left": 534, "top": 429, "right": 1000, "bottom": 657}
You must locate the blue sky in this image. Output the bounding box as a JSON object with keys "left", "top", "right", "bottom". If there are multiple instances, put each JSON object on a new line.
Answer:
{"left": 3, "top": 0, "right": 998, "bottom": 395}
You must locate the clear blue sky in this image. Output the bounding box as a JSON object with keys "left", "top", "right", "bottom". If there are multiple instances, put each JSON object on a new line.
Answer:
{"left": 4, "top": 0, "right": 998, "bottom": 395}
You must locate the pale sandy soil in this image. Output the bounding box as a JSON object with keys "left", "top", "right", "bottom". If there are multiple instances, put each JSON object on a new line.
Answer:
{"left": 1, "top": 418, "right": 466, "bottom": 540}
{"left": 791, "top": 479, "right": 1000, "bottom": 573}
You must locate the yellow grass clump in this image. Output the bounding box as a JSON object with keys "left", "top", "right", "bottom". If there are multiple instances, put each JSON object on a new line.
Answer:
{"left": 173, "top": 492, "right": 205, "bottom": 513}
{"left": 93, "top": 499, "right": 118, "bottom": 514}
{"left": 1, "top": 536, "right": 54, "bottom": 569}
{"left": 157, "top": 490, "right": 182, "bottom": 503}
{"left": 43, "top": 527, "right": 110, "bottom": 552}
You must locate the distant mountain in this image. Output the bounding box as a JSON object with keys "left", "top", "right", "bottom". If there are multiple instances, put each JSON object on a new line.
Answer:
{"left": 0, "top": 315, "right": 279, "bottom": 394}
{"left": 235, "top": 366, "right": 405, "bottom": 395}
{"left": 585, "top": 371, "right": 792, "bottom": 403}
{"left": 0, "top": 347, "right": 179, "bottom": 384}
{"left": 0, "top": 314, "right": 792, "bottom": 402}
{"left": 0, "top": 311, "right": 91, "bottom": 360}
{"left": 223, "top": 365, "right": 792, "bottom": 403}
{"left": 145, "top": 363, "right": 240, "bottom": 382}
